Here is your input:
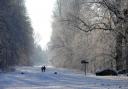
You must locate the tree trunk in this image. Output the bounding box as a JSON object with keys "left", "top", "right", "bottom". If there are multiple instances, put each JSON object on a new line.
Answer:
{"left": 116, "top": 33, "right": 123, "bottom": 70}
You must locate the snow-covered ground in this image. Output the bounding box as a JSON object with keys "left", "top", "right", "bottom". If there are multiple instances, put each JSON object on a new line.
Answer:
{"left": 0, "top": 66, "right": 128, "bottom": 89}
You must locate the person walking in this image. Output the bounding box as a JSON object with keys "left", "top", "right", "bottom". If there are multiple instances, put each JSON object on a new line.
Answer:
{"left": 43, "top": 66, "right": 46, "bottom": 72}
{"left": 41, "top": 66, "right": 46, "bottom": 72}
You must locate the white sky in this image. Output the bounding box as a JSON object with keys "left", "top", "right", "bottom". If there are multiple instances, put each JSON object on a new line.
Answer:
{"left": 25, "top": 0, "right": 56, "bottom": 49}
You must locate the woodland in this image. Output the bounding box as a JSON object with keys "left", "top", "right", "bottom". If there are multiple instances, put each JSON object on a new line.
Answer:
{"left": 49, "top": 0, "right": 128, "bottom": 73}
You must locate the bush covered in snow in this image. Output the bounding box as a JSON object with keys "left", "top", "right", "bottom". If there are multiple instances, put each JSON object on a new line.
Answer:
{"left": 95, "top": 69, "right": 117, "bottom": 76}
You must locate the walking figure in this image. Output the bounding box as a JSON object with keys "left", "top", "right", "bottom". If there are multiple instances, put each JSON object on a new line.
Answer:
{"left": 41, "top": 66, "right": 46, "bottom": 72}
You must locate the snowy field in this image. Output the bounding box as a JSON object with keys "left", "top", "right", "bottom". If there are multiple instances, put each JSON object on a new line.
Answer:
{"left": 0, "top": 66, "right": 128, "bottom": 89}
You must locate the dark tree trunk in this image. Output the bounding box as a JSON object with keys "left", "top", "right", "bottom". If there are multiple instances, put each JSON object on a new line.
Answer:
{"left": 116, "top": 33, "right": 123, "bottom": 70}
{"left": 125, "top": 44, "right": 128, "bottom": 69}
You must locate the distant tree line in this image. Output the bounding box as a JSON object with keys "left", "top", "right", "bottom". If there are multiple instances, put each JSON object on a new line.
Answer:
{"left": 31, "top": 45, "right": 48, "bottom": 66}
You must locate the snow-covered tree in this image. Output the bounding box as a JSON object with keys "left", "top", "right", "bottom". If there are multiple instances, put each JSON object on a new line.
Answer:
{"left": 49, "top": 0, "right": 128, "bottom": 72}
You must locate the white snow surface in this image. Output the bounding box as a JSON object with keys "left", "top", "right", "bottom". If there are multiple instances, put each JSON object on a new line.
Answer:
{"left": 0, "top": 66, "right": 128, "bottom": 89}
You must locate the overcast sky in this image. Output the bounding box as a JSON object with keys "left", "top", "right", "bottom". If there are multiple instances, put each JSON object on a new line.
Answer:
{"left": 25, "top": 0, "right": 56, "bottom": 49}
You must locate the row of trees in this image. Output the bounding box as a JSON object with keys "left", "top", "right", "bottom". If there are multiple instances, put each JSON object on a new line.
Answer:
{"left": 49, "top": 0, "right": 128, "bottom": 72}
{"left": 0, "top": 0, "right": 34, "bottom": 70}
{"left": 31, "top": 45, "right": 48, "bottom": 66}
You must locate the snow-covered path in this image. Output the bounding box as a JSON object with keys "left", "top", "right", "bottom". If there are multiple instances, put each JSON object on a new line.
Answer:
{"left": 0, "top": 66, "right": 128, "bottom": 89}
